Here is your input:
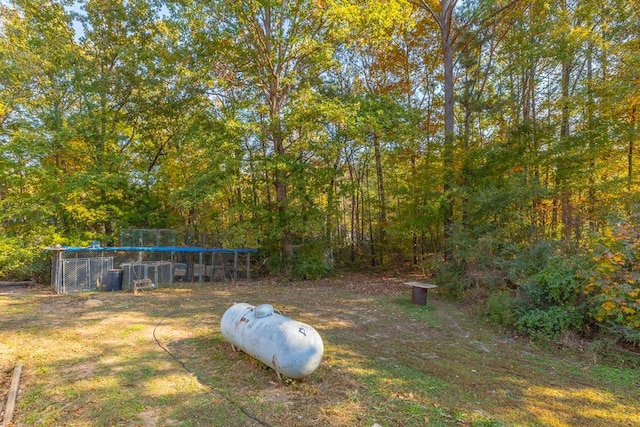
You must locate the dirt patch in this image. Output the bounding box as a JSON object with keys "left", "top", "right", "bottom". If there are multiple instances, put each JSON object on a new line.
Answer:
{"left": 0, "top": 282, "right": 46, "bottom": 296}
{"left": 83, "top": 298, "right": 105, "bottom": 308}
{"left": 138, "top": 408, "right": 160, "bottom": 427}
{"left": 0, "top": 364, "right": 12, "bottom": 412}
{"left": 313, "top": 274, "right": 409, "bottom": 296}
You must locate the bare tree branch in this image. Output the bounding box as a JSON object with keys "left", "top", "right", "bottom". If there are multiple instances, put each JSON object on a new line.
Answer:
{"left": 407, "top": 0, "right": 443, "bottom": 33}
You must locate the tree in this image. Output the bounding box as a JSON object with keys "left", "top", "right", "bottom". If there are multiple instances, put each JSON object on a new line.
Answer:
{"left": 408, "top": 0, "right": 457, "bottom": 262}
{"left": 170, "top": 0, "right": 339, "bottom": 272}
{"left": 0, "top": 0, "right": 82, "bottom": 277}
{"left": 407, "top": 0, "right": 522, "bottom": 263}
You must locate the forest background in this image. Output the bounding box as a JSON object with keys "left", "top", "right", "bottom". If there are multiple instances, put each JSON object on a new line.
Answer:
{"left": 1, "top": 0, "right": 639, "bottom": 346}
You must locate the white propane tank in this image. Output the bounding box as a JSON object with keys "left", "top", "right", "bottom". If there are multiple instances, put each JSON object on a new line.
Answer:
{"left": 220, "top": 303, "right": 324, "bottom": 379}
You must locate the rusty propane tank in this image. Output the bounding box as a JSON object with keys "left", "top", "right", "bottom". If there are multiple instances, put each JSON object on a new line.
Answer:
{"left": 220, "top": 303, "right": 324, "bottom": 380}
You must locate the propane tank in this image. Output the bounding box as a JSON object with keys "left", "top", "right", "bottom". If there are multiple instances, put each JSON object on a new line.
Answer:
{"left": 220, "top": 303, "right": 324, "bottom": 379}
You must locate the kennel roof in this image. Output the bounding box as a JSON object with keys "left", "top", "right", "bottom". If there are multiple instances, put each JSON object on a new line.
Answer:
{"left": 56, "top": 246, "right": 257, "bottom": 253}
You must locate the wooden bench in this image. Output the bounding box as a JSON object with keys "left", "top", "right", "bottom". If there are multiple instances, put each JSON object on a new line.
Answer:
{"left": 404, "top": 282, "right": 438, "bottom": 305}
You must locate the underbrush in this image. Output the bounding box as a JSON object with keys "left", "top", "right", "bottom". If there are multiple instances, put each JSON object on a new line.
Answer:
{"left": 433, "top": 227, "right": 640, "bottom": 349}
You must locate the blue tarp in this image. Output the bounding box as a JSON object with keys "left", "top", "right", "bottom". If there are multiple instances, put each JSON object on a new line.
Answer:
{"left": 58, "top": 246, "right": 257, "bottom": 253}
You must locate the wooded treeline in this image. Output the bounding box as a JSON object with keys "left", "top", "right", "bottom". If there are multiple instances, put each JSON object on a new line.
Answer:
{"left": 1, "top": 1, "right": 639, "bottom": 341}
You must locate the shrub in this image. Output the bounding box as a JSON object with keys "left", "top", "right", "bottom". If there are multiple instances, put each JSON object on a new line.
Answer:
{"left": 291, "top": 240, "right": 333, "bottom": 280}
{"left": 433, "top": 224, "right": 510, "bottom": 297}
{"left": 486, "top": 291, "right": 517, "bottom": 327}
{"left": 431, "top": 259, "right": 469, "bottom": 298}
{"left": 506, "top": 240, "right": 560, "bottom": 284}
{"left": 0, "top": 232, "right": 57, "bottom": 282}
{"left": 519, "top": 257, "right": 584, "bottom": 308}
{"left": 514, "top": 255, "right": 588, "bottom": 341}
{"left": 516, "top": 306, "right": 584, "bottom": 341}
{"left": 584, "top": 212, "right": 640, "bottom": 346}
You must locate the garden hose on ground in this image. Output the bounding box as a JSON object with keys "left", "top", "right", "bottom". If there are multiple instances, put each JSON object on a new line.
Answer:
{"left": 153, "top": 320, "right": 273, "bottom": 427}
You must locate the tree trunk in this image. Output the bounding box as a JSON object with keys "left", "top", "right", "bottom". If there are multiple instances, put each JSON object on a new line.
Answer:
{"left": 442, "top": 0, "right": 456, "bottom": 263}
{"left": 410, "top": 0, "right": 458, "bottom": 262}
{"left": 586, "top": 43, "right": 597, "bottom": 232}
{"left": 348, "top": 161, "right": 357, "bottom": 263}
{"left": 272, "top": 115, "right": 293, "bottom": 273}
{"left": 372, "top": 131, "right": 387, "bottom": 265}
{"left": 629, "top": 107, "right": 635, "bottom": 192}
{"left": 560, "top": 43, "right": 572, "bottom": 241}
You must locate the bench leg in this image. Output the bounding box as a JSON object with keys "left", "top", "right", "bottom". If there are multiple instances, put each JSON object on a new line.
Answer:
{"left": 411, "top": 287, "right": 428, "bottom": 306}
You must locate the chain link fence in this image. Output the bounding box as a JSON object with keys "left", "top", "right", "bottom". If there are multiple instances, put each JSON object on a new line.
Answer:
{"left": 121, "top": 261, "right": 172, "bottom": 291}
{"left": 50, "top": 246, "right": 256, "bottom": 294}
{"left": 120, "top": 229, "right": 177, "bottom": 247}
{"left": 119, "top": 229, "right": 217, "bottom": 248}
{"left": 59, "top": 257, "right": 114, "bottom": 293}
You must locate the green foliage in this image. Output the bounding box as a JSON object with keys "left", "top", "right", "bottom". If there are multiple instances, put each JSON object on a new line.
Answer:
{"left": 520, "top": 257, "right": 585, "bottom": 308}
{"left": 514, "top": 256, "right": 588, "bottom": 341}
{"left": 506, "top": 241, "right": 561, "bottom": 283}
{"left": 602, "top": 324, "right": 640, "bottom": 347}
{"left": 433, "top": 224, "right": 511, "bottom": 296}
{"left": 431, "top": 259, "right": 469, "bottom": 298}
{"left": 486, "top": 291, "right": 517, "bottom": 327}
{"left": 0, "top": 237, "right": 40, "bottom": 280}
{"left": 0, "top": 229, "right": 58, "bottom": 281}
{"left": 516, "top": 305, "right": 584, "bottom": 341}
{"left": 584, "top": 212, "right": 640, "bottom": 345}
{"left": 291, "top": 240, "right": 334, "bottom": 280}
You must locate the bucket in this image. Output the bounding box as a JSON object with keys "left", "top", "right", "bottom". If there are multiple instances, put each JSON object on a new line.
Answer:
{"left": 106, "top": 269, "right": 123, "bottom": 291}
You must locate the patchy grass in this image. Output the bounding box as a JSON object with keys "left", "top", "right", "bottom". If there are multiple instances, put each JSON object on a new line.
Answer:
{"left": 1, "top": 275, "right": 639, "bottom": 426}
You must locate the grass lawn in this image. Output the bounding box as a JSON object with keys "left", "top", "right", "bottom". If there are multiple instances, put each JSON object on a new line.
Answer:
{"left": 1, "top": 274, "right": 639, "bottom": 426}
